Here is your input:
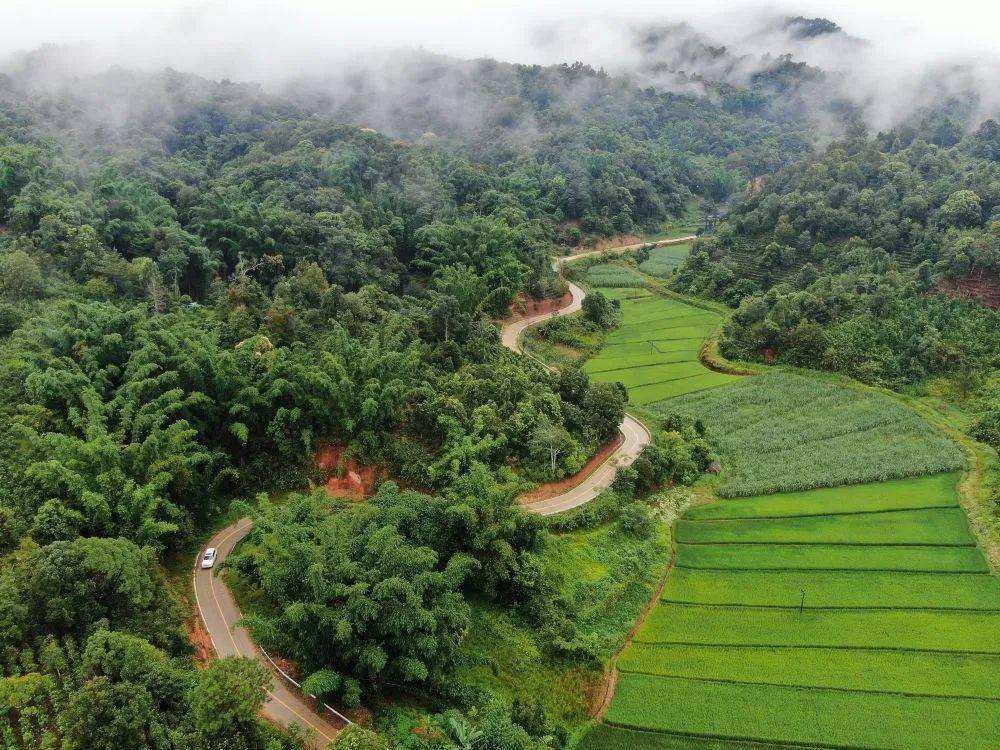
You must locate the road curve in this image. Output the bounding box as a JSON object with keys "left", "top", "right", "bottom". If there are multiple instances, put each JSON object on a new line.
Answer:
{"left": 503, "top": 236, "right": 696, "bottom": 515}
{"left": 191, "top": 236, "right": 693, "bottom": 741}
{"left": 193, "top": 519, "right": 346, "bottom": 748}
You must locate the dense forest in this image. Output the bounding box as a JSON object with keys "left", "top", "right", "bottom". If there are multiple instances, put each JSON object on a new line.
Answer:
{"left": 0, "top": 12, "right": 997, "bottom": 749}
{"left": 0, "top": 50, "right": 763, "bottom": 750}
{"left": 674, "top": 120, "right": 1000, "bottom": 387}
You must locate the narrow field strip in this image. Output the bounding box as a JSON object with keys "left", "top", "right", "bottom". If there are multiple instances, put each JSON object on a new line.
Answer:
{"left": 591, "top": 363, "right": 713, "bottom": 389}
{"left": 615, "top": 668, "right": 1000, "bottom": 702}
{"left": 580, "top": 723, "right": 775, "bottom": 750}
{"left": 637, "top": 602, "right": 1000, "bottom": 651}
{"left": 604, "top": 325, "right": 721, "bottom": 345}
{"left": 586, "top": 352, "right": 701, "bottom": 374}
{"left": 684, "top": 503, "right": 960, "bottom": 521}
{"left": 605, "top": 673, "right": 1000, "bottom": 749}
{"left": 626, "top": 373, "right": 738, "bottom": 404}
{"left": 676, "top": 542, "right": 989, "bottom": 572}
{"left": 686, "top": 474, "right": 961, "bottom": 520}
{"left": 634, "top": 638, "right": 1000, "bottom": 656}
{"left": 600, "top": 336, "right": 705, "bottom": 348}
{"left": 615, "top": 311, "right": 720, "bottom": 328}
{"left": 674, "top": 540, "right": 976, "bottom": 547}
{"left": 676, "top": 507, "right": 977, "bottom": 546}
{"left": 662, "top": 567, "right": 1000, "bottom": 609}
{"left": 618, "top": 643, "right": 1000, "bottom": 700}
{"left": 673, "top": 565, "right": 989, "bottom": 575}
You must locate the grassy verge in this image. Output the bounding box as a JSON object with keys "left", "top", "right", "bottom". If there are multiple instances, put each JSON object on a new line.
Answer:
{"left": 451, "top": 521, "right": 672, "bottom": 728}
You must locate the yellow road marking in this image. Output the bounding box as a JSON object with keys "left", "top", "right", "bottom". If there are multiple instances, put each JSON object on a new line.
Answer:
{"left": 197, "top": 520, "right": 338, "bottom": 744}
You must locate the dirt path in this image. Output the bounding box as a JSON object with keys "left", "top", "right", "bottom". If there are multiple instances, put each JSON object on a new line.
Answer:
{"left": 502, "top": 237, "right": 697, "bottom": 515}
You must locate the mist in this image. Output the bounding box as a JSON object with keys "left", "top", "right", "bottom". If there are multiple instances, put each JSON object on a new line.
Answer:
{"left": 2, "top": 0, "right": 998, "bottom": 138}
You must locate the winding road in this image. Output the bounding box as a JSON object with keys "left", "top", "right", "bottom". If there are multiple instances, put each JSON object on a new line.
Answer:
{"left": 192, "top": 236, "right": 692, "bottom": 744}
{"left": 508, "top": 237, "right": 700, "bottom": 513}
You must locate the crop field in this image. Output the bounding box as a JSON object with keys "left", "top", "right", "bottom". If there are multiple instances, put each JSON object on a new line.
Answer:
{"left": 649, "top": 371, "right": 965, "bottom": 496}
{"left": 639, "top": 602, "right": 1000, "bottom": 651}
{"left": 603, "top": 673, "right": 998, "bottom": 749}
{"left": 582, "top": 288, "right": 739, "bottom": 405}
{"left": 575, "top": 268, "right": 995, "bottom": 749}
{"left": 585, "top": 473, "right": 1000, "bottom": 749}
{"left": 618, "top": 643, "right": 1000, "bottom": 698}
{"left": 676, "top": 541, "right": 989, "bottom": 571}
{"left": 638, "top": 242, "right": 692, "bottom": 277}
{"left": 584, "top": 263, "right": 647, "bottom": 287}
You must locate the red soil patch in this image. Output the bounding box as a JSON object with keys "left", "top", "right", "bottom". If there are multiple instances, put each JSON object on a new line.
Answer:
{"left": 938, "top": 269, "right": 1000, "bottom": 309}
{"left": 520, "top": 434, "right": 625, "bottom": 505}
{"left": 746, "top": 175, "right": 766, "bottom": 195}
{"left": 507, "top": 291, "right": 573, "bottom": 320}
{"left": 186, "top": 606, "right": 214, "bottom": 666}
{"left": 273, "top": 655, "right": 301, "bottom": 681}
{"left": 316, "top": 444, "right": 387, "bottom": 500}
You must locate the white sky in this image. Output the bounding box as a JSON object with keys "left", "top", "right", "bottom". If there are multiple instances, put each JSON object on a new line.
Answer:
{"left": 3, "top": 0, "right": 998, "bottom": 72}
{"left": 0, "top": 0, "right": 1000, "bottom": 114}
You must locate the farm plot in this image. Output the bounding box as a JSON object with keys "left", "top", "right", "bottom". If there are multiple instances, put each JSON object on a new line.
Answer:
{"left": 573, "top": 269, "right": 997, "bottom": 749}
{"left": 584, "top": 263, "right": 647, "bottom": 287}
{"left": 604, "top": 672, "right": 999, "bottom": 749}
{"left": 582, "top": 288, "right": 739, "bottom": 405}
{"left": 677, "top": 541, "right": 989, "bottom": 572}
{"left": 638, "top": 602, "right": 1000, "bottom": 651}
{"left": 618, "top": 643, "right": 1000, "bottom": 699}
{"left": 638, "top": 241, "right": 692, "bottom": 277}
{"left": 589, "top": 471, "right": 1000, "bottom": 748}
{"left": 650, "top": 371, "right": 965, "bottom": 496}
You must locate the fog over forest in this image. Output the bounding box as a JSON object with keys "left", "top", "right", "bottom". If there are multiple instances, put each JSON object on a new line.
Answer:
{"left": 2, "top": 1, "right": 998, "bottom": 139}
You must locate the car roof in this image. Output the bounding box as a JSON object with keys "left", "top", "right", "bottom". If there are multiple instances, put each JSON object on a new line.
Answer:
{"left": 205, "top": 547, "right": 216, "bottom": 554}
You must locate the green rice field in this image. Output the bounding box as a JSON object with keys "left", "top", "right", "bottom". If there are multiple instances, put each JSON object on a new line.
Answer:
{"left": 582, "top": 288, "right": 739, "bottom": 405}
{"left": 572, "top": 262, "right": 996, "bottom": 749}
{"left": 584, "top": 474, "right": 1000, "bottom": 749}
{"left": 638, "top": 242, "right": 692, "bottom": 277}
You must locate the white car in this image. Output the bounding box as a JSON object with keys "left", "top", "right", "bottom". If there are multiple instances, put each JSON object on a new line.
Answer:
{"left": 201, "top": 547, "right": 217, "bottom": 569}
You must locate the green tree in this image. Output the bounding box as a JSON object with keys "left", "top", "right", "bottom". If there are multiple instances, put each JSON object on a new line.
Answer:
{"left": 189, "top": 657, "right": 269, "bottom": 739}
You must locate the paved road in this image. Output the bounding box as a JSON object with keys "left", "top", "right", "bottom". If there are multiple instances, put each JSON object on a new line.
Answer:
{"left": 193, "top": 519, "right": 347, "bottom": 748}
{"left": 192, "top": 236, "right": 692, "bottom": 740}
{"left": 502, "top": 237, "right": 696, "bottom": 515}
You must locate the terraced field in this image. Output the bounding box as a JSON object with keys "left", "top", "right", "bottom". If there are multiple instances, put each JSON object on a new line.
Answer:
{"left": 586, "top": 473, "right": 1000, "bottom": 749}
{"left": 582, "top": 288, "right": 739, "bottom": 405}
{"left": 638, "top": 241, "right": 692, "bottom": 277}
{"left": 575, "top": 265, "right": 997, "bottom": 749}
